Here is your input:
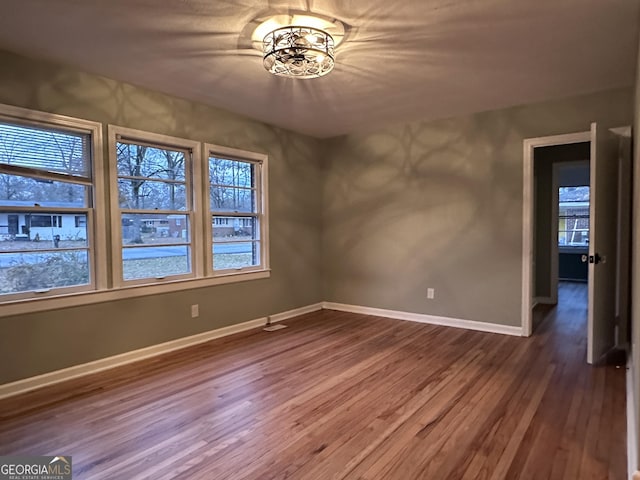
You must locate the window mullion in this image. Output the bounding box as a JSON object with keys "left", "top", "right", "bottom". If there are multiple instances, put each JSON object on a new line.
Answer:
{"left": 0, "top": 163, "right": 92, "bottom": 186}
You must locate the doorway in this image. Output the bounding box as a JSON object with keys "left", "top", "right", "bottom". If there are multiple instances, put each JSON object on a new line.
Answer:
{"left": 522, "top": 126, "right": 631, "bottom": 364}
{"left": 533, "top": 143, "right": 590, "bottom": 308}
{"left": 531, "top": 145, "right": 590, "bottom": 333}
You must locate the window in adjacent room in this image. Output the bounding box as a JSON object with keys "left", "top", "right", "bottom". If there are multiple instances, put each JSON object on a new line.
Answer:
{"left": 558, "top": 186, "right": 590, "bottom": 247}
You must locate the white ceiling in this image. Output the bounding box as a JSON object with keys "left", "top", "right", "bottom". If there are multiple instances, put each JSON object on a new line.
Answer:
{"left": 0, "top": 0, "right": 637, "bottom": 138}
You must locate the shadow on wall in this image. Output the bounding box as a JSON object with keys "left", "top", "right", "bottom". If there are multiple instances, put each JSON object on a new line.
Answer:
{"left": 0, "top": 53, "right": 326, "bottom": 312}
{"left": 321, "top": 85, "right": 633, "bottom": 324}
{"left": 0, "top": 50, "right": 327, "bottom": 384}
{"left": 322, "top": 111, "right": 525, "bottom": 323}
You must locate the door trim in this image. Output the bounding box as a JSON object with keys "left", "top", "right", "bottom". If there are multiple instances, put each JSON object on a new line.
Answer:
{"left": 522, "top": 131, "right": 591, "bottom": 336}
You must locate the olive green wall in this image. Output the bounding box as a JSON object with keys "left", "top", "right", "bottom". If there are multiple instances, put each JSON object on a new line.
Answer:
{"left": 322, "top": 88, "right": 633, "bottom": 327}
{"left": 0, "top": 50, "right": 323, "bottom": 384}
{"left": 0, "top": 48, "right": 636, "bottom": 387}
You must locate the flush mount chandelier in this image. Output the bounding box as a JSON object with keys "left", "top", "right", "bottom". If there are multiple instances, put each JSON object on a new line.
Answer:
{"left": 251, "top": 13, "right": 346, "bottom": 80}
{"left": 263, "top": 26, "right": 335, "bottom": 79}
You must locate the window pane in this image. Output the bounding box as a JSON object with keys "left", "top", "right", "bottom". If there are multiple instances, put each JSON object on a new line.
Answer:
{"left": 118, "top": 179, "right": 186, "bottom": 210}
{"left": 558, "top": 186, "right": 590, "bottom": 247}
{"left": 0, "top": 212, "right": 88, "bottom": 246}
{"left": 121, "top": 213, "right": 189, "bottom": 245}
{"left": 559, "top": 186, "right": 589, "bottom": 202}
{"left": 213, "top": 241, "right": 260, "bottom": 270}
{"left": 0, "top": 250, "right": 89, "bottom": 294}
{"left": 0, "top": 122, "right": 91, "bottom": 177}
{"left": 212, "top": 216, "right": 257, "bottom": 241}
{"left": 210, "top": 187, "right": 254, "bottom": 213}
{"left": 122, "top": 245, "right": 191, "bottom": 280}
{"left": 209, "top": 157, "right": 254, "bottom": 188}
{"left": 207, "top": 152, "right": 264, "bottom": 275}
{"left": 116, "top": 143, "right": 186, "bottom": 181}
{"left": 0, "top": 174, "right": 88, "bottom": 207}
{"left": 558, "top": 230, "right": 589, "bottom": 246}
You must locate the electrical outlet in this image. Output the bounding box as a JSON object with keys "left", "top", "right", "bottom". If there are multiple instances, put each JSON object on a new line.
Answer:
{"left": 427, "top": 288, "right": 435, "bottom": 299}
{"left": 191, "top": 304, "right": 199, "bottom": 318}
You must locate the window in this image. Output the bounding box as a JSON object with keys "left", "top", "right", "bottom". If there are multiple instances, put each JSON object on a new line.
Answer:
{"left": 205, "top": 145, "right": 268, "bottom": 274}
{"left": 558, "top": 186, "right": 589, "bottom": 247}
{"left": 74, "top": 215, "right": 87, "bottom": 228}
{"left": 29, "top": 214, "right": 64, "bottom": 228}
{"left": 0, "top": 105, "right": 103, "bottom": 300}
{"left": 109, "top": 126, "right": 201, "bottom": 285}
{"left": 31, "top": 215, "right": 53, "bottom": 228}
{"left": 0, "top": 105, "right": 269, "bottom": 313}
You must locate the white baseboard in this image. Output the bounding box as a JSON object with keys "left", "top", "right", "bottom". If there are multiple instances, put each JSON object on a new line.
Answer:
{"left": 628, "top": 358, "right": 638, "bottom": 479}
{"left": 0, "top": 302, "right": 323, "bottom": 401}
{"left": 322, "top": 302, "right": 523, "bottom": 336}
{"left": 269, "top": 303, "right": 323, "bottom": 323}
{"left": 0, "top": 300, "right": 522, "bottom": 400}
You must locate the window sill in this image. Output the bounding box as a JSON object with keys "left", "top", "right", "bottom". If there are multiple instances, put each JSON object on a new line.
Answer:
{"left": 559, "top": 247, "right": 589, "bottom": 254}
{"left": 0, "top": 269, "right": 271, "bottom": 318}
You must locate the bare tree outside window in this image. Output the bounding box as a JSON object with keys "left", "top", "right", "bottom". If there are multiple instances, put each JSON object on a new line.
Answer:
{"left": 115, "top": 138, "right": 191, "bottom": 281}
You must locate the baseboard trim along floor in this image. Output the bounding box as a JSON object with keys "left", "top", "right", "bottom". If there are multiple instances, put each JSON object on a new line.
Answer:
{"left": 323, "top": 302, "right": 524, "bottom": 337}
{"left": 0, "top": 303, "right": 323, "bottom": 400}
{"left": 2, "top": 301, "right": 523, "bottom": 399}
{"left": 628, "top": 357, "right": 638, "bottom": 479}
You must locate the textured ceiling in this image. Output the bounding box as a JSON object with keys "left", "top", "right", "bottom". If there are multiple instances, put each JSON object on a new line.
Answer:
{"left": 0, "top": 0, "right": 637, "bottom": 138}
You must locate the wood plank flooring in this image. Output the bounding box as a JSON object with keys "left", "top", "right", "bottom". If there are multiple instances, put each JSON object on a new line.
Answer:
{"left": 0, "top": 283, "right": 626, "bottom": 479}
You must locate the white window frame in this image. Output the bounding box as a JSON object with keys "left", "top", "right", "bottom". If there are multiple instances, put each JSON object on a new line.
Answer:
{"left": 558, "top": 189, "right": 590, "bottom": 249}
{"left": 0, "top": 110, "right": 270, "bottom": 317}
{"left": 0, "top": 103, "right": 106, "bottom": 302}
{"left": 108, "top": 125, "right": 203, "bottom": 287}
{"left": 204, "top": 144, "right": 270, "bottom": 277}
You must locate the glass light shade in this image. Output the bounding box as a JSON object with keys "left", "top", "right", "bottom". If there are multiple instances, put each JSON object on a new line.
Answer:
{"left": 263, "top": 26, "right": 335, "bottom": 79}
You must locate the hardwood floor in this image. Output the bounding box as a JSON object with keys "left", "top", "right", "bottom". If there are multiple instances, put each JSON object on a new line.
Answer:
{"left": 0, "top": 284, "right": 626, "bottom": 479}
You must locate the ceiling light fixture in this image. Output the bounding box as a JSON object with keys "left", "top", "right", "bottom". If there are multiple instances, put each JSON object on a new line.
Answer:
{"left": 263, "top": 25, "right": 335, "bottom": 79}
{"left": 249, "top": 13, "right": 345, "bottom": 80}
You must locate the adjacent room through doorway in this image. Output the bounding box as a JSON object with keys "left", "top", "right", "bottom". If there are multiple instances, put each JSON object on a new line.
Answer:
{"left": 532, "top": 142, "right": 590, "bottom": 334}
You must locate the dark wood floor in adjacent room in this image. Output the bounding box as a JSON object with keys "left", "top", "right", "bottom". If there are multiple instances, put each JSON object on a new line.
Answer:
{"left": 0, "top": 283, "right": 626, "bottom": 479}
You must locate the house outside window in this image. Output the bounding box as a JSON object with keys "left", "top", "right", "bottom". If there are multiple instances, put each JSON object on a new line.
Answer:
{"left": 206, "top": 145, "right": 269, "bottom": 274}
{"left": 0, "top": 104, "right": 269, "bottom": 312}
{"left": 109, "top": 126, "right": 200, "bottom": 285}
{"left": 558, "top": 186, "right": 589, "bottom": 247}
{"left": 0, "top": 105, "right": 104, "bottom": 299}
